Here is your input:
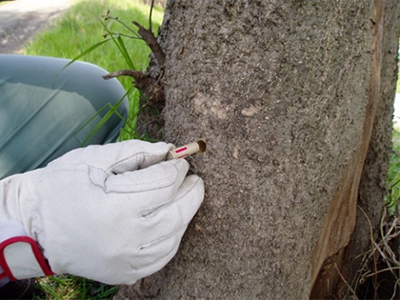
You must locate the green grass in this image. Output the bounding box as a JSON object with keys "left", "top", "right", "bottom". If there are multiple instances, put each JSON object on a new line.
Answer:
{"left": 24, "top": 0, "right": 164, "bottom": 298}
{"left": 391, "top": 57, "right": 400, "bottom": 214}
{"left": 387, "top": 129, "right": 400, "bottom": 214}
{"left": 33, "top": 275, "right": 118, "bottom": 300}
{"left": 24, "top": 0, "right": 164, "bottom": 141}
{"left": 397, "top": 61, "right": 400, "bottom": 93}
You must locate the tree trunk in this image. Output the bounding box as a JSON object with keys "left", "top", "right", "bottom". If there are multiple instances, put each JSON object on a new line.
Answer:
{"left": 117, "top": 0, "right": 400, "bottom": 299}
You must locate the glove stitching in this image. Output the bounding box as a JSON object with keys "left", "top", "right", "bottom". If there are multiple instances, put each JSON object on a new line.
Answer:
{"left": 138, "top": 222, "right": 189, "bottom": 250}
{"left": 132, "top": 237, "right": 182, "bottom": 273}
{"left": 106, "top": 151, "right": 168, "bottom": 173}
{"left": 138, "top": 175, "right": 201, "bottom": 237}
{"left": 25, "top": 175, "right": 44, "bottom": 243}
{"left": 107, "top": 175, "right": 176, "bottom": 188}
{"left": 136, "top": 162, "right": 181, "bottom": 216}
{"left": 106, "top": 160, "right": 181, "bottom": 189}
{"left": 153, "top": 173, "right": 201, "bottom": 216}
{"left": 40, "top": 167, "right": 90, "bottom": 175}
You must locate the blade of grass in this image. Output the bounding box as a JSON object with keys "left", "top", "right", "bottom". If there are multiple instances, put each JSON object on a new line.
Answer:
{"left": 78, "top": 86, "right": 134, "bottom": 146}
{"left": 100, "top": 19, "right": 136, "bottom": 70}
{"left": 117, "top": 35, "right": 135, "bottom": 69}
{"left": 61, "top": 38, "right": 112, "bottom": 72}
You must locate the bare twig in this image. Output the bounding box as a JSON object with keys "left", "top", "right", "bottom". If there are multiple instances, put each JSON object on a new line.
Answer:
{"left": 132, "top": 20, "right": 165, "bottom": 67}
{"left": 103, "top": 14, "right": 141, "bottom": 39}
{"left": 103, "top": 70, "right": 164, "bottom": 104}
{"left": 361, "top": 266, "right": 400, "bottom": 279}
{"left": 103, "top": 8, "right": 165, "bottom": 67}
{"left": 391, "top": 279, "right": 400, "bottom": 300}
{"left": 149, "top": 0, "right": 155, "bottom": 33}
{"left": 103, "top": 32, "right": 142, "bottom": 40}
{"left": 355, "top": 205, "right": 379, "bottom": 294}
{"left": 335, "top": 263, "right": 358, "bottom": 299}
{"left": 355, "top": 204, "right": 400, "bottom": 298}
{"left": 103, "top": 69, "right": 147, "bottom": 82}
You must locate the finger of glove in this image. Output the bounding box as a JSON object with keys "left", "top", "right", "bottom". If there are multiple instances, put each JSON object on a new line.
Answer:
{"left": 101, "top": 159, "right": 190, "bottom": 213}
{"left": 108, "top": 233, "right": 183, "bottom": 285}
{"left": 138, "top": 175, "right": 204, "bottom": 245}
{"left": 49, "top": 140, "right": 173, "bottom": 173}
{"left": 127, "top": 228, "right": 185, "bottom": 284}
{"left": 104, "top": 158, "right": 188, "bottom": 192}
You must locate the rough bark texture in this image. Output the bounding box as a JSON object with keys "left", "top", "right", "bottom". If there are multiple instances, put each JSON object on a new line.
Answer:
{"left": 116, "top": 0, "right": 400, "bottom": 299}
{"left": 338, "top": 1, "right": 400, "bottom": 298}
{"left": 311, "top": 1, "right": 400, "bottom": 298}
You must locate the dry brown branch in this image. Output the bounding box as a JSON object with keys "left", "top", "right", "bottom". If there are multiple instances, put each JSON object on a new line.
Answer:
{"left": 352, "top": 205, "right": 378, "bottom": 294}
{"left": 103, "top": 70, "right": 164, "bottom": 104}
{"left": 132, "top": 21, "right": 165, "bottom": 67}
{"left": 334, "top": 263, "right": 358, "bottom": 299}
{"left": 355, "top": 205, "right": 400, "bottom": 298}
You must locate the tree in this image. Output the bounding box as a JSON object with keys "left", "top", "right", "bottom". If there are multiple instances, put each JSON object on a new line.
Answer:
{"left": 116, "top": 0, "right": 400, "bottom": 298}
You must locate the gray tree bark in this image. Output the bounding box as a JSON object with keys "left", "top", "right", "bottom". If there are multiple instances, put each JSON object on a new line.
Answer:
{"left": 117, "top": 0, "right": 400, "bottom": 299}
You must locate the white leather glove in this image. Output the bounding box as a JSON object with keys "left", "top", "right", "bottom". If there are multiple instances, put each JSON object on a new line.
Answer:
{"left": 0, "top": 140, "right": 204, "bottom": 284}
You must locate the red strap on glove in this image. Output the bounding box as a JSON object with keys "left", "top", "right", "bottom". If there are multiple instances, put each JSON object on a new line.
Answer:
{"left": 0, "top": 236, "right": 54, "bottom": 281}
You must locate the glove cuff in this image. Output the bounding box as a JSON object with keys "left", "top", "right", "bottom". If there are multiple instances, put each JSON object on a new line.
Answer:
{"left": 0, "top": 221, "right": 54, "bottom": 281}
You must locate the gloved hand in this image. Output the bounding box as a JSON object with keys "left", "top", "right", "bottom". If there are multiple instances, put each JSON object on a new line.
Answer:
{"left": 0, "top": 140, "right": 204, "bottom": 285}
